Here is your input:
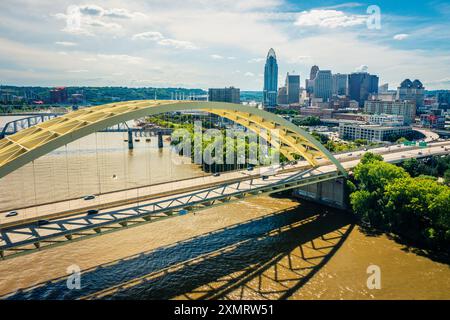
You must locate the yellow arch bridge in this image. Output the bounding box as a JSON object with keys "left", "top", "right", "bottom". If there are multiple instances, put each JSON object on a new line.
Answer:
{"left": 0, "top": 100, "right": 346, "bottom": 179}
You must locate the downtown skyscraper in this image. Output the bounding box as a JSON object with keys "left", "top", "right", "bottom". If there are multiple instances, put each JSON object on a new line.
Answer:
{"left": 285, "top": 73, "right": 300, "bottom": 105}
{"left": 263, "top": 48, "right": 278, "bottom": 109}
{"left": 313, "top": 70, "right": 333, "bottom": 102}
{"left": 348, "top": 72, "right": 379, "bottom": 107}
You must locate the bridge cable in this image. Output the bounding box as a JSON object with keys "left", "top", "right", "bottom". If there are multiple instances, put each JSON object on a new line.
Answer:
{"left": 95, "top": 132, "right": 102, "bottom": 195}
{"left": 64, "top": 145, "right": 71, "bottom": 210}
{"left": 31, "top": 160, "right": 38, "bottom": 220}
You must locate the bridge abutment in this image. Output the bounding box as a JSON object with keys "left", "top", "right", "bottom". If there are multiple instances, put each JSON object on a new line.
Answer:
{"left": 292, "top": 178, "right": 348, "bottom": 210}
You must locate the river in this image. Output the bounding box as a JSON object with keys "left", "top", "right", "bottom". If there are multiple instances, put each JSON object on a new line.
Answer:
{"left": 0, "top": 116, "right": 449, "bottom": 300}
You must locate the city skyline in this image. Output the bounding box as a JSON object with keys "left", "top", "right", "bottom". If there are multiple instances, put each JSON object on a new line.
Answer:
{"left": 1, "top": 1, "right": 450, "bottom": 90}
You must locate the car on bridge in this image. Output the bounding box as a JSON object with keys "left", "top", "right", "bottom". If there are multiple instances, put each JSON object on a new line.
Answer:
{"left": 83, "top": 195, "right": 96, "bottom": 201}
{"left": 5, "top": 211, "right": 18, "bottom": 218}
{"left": 87, "top": 209, "right": 99, "bottom": 216}
{"left": 37, "top": 220, "right": 50, "bottom": 226}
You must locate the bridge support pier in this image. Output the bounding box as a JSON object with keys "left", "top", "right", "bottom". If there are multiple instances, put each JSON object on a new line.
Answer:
{"left": 128, "top": 130, "right": 134, "bottom": 150}
{"left": 293, "top": 177, "right": 348, "bottom": 210}
{"left": 158, "top": 131, "right": 163, "bottom": 149}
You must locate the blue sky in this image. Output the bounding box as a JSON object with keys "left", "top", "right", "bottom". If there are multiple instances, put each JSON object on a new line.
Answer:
{"left": 0, "top": 0, "right": 449, "bottom": 90}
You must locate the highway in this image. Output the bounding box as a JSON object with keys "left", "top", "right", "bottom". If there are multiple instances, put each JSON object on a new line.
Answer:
{"left": 413, "top": 126, "right": 440, "bottom": 142}
{"left": 0, "top": 140, "right": 449, "bottom": 259}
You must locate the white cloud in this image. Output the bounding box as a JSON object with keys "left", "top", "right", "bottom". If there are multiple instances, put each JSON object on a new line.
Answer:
{"left": 132, "top": 31, "right": 197, "bottom": 50}
{"left": 244, "top": 72, "right": 255, "bottom": 77}
{"left": 294, "top": 9, "right": 366, "bottom": 28}
{"left": 78, "top": 5, "right": 104, "bottom": 16}
{"left": 158, "top": 38, "right": 197, "bottom": 50}
{"left": 84, "top": 19, "right": 122, "bottom": 29}
{"left": 67, "top": 69, "right": 89, "bottom": 73}
{"left": 393, "top": 33, "right": 409, "bottom": 41}
{"left": 97, "top": 54, "right": 144, "bottom": 64}
{"left": 248, "top": 57, "right": 265, "bottom": 63}
{"left": 54, "top": 4, "right": 145, "bottom": 36}
{"left": 322, "top": 2, "right": 364, "bottom": 10}
{"left": 355, "top": 65, "right": 369, "bottom": 72}
{"left": 55, "top": 41, "right": 77, "bottom": 47}
{"left": 211, "top": 54, "right": 235, "bottom": 60}
{"left": 78, "top": 4, "right": 145, "bottom": 19}
{"left": 132, "top": 31, "right": 164, "bottom": 41}
{"left": 104, "top": 8, "right": 145, "bottom": 19}
{"left": 287, "top": 55, "right": 312, "bottom": 64}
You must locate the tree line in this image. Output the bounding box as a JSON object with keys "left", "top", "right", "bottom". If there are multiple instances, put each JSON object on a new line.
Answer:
{"left": 348, "top": 153, "right": 450, "bottom": 250}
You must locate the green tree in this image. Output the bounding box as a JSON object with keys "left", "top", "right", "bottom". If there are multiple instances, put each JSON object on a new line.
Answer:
{"left": 383, "top": 178, "right": 442, "bottom": 234}
{"left": 429, "top": 188, "right": 450, "bottom": 230}
{"left": 444, "top": 169, "right": 450, "bottom": 185}
{"left": 350, "top": 156, "right": 450, "bottom": 248}
{"left": 349, "top": 189, "right": 384, "bottom": 225}
{"left": 359, "top": 152, "right": 383, "bottom": 165}
{"left": 353, "top": 163, "right": 409, "bottom": 195}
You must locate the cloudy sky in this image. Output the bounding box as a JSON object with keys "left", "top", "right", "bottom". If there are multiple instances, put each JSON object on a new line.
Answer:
{"left": 1, "top": 0, "right": 450, "bottom": 90}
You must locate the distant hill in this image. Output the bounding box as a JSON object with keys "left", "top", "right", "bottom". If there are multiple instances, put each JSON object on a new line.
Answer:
{"left": 1, "top": 85, "right": 264, "bottom": 105}
{"left": 0, "top": 86, "right": 207, "bottom": 105}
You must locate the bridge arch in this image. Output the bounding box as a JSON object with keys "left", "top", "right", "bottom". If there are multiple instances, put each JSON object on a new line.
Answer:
{"left": 0, "top": 100, "right": 346, "bottom": 178}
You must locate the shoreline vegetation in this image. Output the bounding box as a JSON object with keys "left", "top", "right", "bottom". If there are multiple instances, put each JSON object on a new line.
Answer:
{"left": 347, "top": 153, "right": 450, "bottom": 254}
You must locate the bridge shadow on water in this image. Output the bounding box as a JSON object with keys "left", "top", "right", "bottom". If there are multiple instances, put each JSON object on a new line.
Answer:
{"left": 4, "top": 203, "right": 354, "bottom": 300}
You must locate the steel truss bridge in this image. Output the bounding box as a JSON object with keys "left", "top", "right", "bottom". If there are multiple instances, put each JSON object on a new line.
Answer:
{"left": 0, "top": 100, "right": 449, "bottom": 260}
{"left": 0, "top": 114, "right": 172, "bottom": 139}
{"left": 0, "top": 114, "right": 61, "bottom": 139}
